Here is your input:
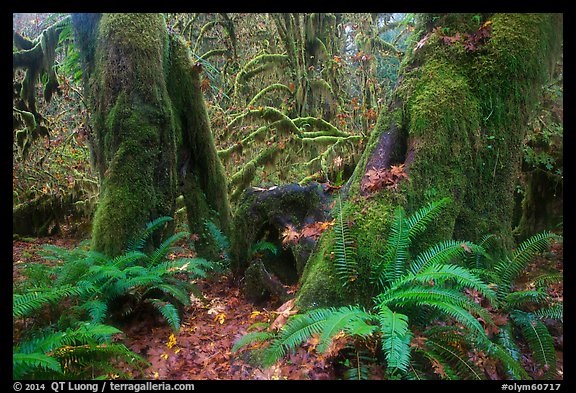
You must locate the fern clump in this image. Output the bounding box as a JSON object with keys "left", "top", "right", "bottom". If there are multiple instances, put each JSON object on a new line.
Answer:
{"left": 486, "top": 231, "right": 563, "bottom": 379}
{"left": 234, "top": 198, "right": 562, "bottom": 380}
{"left": 13, "top": 216, "right": 210, "bottom": 379}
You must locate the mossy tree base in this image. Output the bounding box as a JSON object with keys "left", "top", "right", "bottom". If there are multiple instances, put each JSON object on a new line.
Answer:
{"left": 72, "top": 13, "right": 231, "bottom": 257}
{"left": 295, "top": 13, "right": 563, "bottom": 310}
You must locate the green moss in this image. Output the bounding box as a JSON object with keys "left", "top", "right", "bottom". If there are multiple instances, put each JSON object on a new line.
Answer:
{"left": 166, "top": 33, "right": 232, "bottom": 259}
{"left": 83, "top": 14, "right": 179, "bottom": 256}
{"left": 295, "top": 229, "right": 348, "bottom": 310}
{"left": 295, "top": 13, "right": 562, "bottom": 308}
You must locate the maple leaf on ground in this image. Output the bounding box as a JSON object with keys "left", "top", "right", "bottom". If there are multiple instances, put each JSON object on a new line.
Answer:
{"left": 389, "top": 163, "right": 407, "bottom": 179}
{"left": 414, "top": 33, "right": 430, "bottom": 52}
{"left": 281, "top": 224, "right": 300, "bottom": 247}
{"left": 299, "top": 221, "right": 335, "bottom": 241}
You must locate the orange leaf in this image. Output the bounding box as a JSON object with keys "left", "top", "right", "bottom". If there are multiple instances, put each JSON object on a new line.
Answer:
{"left": 281, "top": 224, "right": 300, "bottom": 246}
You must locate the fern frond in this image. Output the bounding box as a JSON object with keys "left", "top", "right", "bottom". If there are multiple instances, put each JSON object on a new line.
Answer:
{"left": 232, "top": 331, "right": 275, "bottom": 353}
{"left": 81, "top": 299, "right": 109, "bottom": 324}
{"left": 148, "top": 282, "right": 191, "bottom": 307}
{"left": 409, "top": 240, "right": 485, "bottom": 276}
{"left": 343, "top": 348, "right": 376, "bottom": 380}
{"left": 533, "top": 304, "right": 563, "bottom": 322}
{"left": 163, "top": 257, "right": 211, "bottom": 278}
{"left": 111, "top": 251, "right": 147, "bottom": 269}
{"left": 17, "top": 329, "right": 65, "bottom": 356}
{"left": 412, "top": 263, "right": 496, "bottom": 303}
{"left": 13, "top": 285, "right": 92, "bottom": 319}
{"left": 146, "top": 231, "right": 189, "bottom": 267}
{"left": 503, "top": 290, "right": 549, "bottom": 311}
{"left": 316, "top": 306, "right": 373, "bottom": 353}
{"left": 427, "top": 340, "right": 483, "bottom": 380}
{"left": 250, "top": 240, "right": 278, "bottom": 256}
{"left": 484, "top": 335, "right": 531, "bottom": 380}
{"left": 59, "top": 323, "right": 123, "bottom": 346}
{"left": 332, "top": 197, "right": 358, "bottom": 287}
{"left": 405, "top": 197, "right": 451, "bottom": 240}
{"left": 411, "top": 346, "right": 459, "bottom": 380}
{"left": 495, "top": 231, "right": 560, "bottom": 301}
{"left": 205, "top": 219, "right": 230, "bottom": 252}
{"left": 386, "top": 263, "right": 496, "bottom": 305}
{"left": 463, "top": 233, "right": 497, "bottom": 269}
{"left": 147, "top": 299, "right": 181, "bottom": 332}
{"left": 126, "top": 216, "right": 173, "bottom": 252}
{"left": 377, "top": 305, "right": 412, "bottom": 373}
{"left": 262, "top": 307, "right": 336, "bottom": 366}
{"left": 377, "top": 286, "right": 487, "bottom": 337}
{"left": 372, "top": 207, "right": 409, "bottom": 289}
{"left": 424, "top": 325, "right": 484, "bottom": 380}
{"left": 532, "top": 273, "right": 563, "bottom": 288}
{"left": 511, "top": 310, "right": 557, "bottom": 378}
{"left": 13, "top": 352, "right": 62, "bottom": 379}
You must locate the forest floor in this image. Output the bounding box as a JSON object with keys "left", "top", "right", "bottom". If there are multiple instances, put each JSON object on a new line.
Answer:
{"left": 13, "top": 232, "right": 563, "bottom": 380}
{"left": 12, "top": 234, "right": 339, "bottom": 380}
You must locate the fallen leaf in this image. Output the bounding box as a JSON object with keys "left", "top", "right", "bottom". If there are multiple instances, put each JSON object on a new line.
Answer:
{"left": 281, "top": 224, "right": 300, "bottom": 247}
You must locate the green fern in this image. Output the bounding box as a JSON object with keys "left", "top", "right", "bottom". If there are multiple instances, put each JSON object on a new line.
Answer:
{"left": 503, "top": 290, "right": 549, "bottom": 311}
{"left": 232, "top": 331, "right": 275, "bottom": 353}
{"left": 377, "top": 305, "right": 412, "bottom": 373}
{"left": 494, "top": 231, "right": 560, "bottom": 302}
{"left": 243, "top": 198, "right": 509, "bottom": 379}
{"left": 250, "top": 240, "right": 278, "bottom": 256}
{"left": 13, "top": 322, "right": 147, "bottom": 379}
{"left": 332, "top": 196, "right": 358, "bottom": 287}
{"left": 13, "top": 284, "right": 94, "bottom": 319}
{"left": 126, "top": 216, "right": 173, "bottom": 253}
{"left": 342, "top": 347, "right": 376, "bottom": 380}
{"left": 13, "top": 353, "right": 62, "bottom": 379}
{"left": 409, "top": 240, "right": 484, "bottom": 276}
{"left": 486, "top": 326, "right": 531, "bottom": 380}
{"left": 424, "top": 326, "right": 484, "bottom": 380}
{"left": 511, "top": 310, "right": 557, "bottom": 378}
{"left": 405, "top": 197, "right": 451, "bottom": 240}
{"left": 372, "top": 198, "right": 452, "bottom": 291}
{"left": 147, "top": 299, "right": 181, "bottom": 332}
{"left": 146, "top": 231, "right": 189, "bottom": 267}
{"left": 533, "top": 304, "right": 562, "bottom": 321}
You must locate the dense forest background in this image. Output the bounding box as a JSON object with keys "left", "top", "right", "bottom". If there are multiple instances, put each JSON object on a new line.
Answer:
{"left": 13, "top": 13, "right": 563, "bottom": 381}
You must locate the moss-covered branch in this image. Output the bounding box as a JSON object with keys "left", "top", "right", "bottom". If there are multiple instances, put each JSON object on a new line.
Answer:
{"left": 247, "top": 83, "right": 292, "bottom": 107}
{"left": 228, "top": 144, "right": 281, "bottom": 201}
{"left": 219, "top": 108, "right": 352, "bottom": 163}
{"left": 233, "top": 53, "right": 289, "bottom": 93}
{"left": 199, "top": 48, "right": 228, "bottom": 60}
{"left": 13, "top": 16, "right": 69, "bottom": 158}
{"left": 193, "top": 20, "right": 217, "bottom": 54}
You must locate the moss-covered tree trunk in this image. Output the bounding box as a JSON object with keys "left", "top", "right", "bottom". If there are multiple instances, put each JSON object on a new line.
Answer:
{"left": 72, "top": 13, "right": 231, "bottom": 257}
{"left": 296, "top": 13, "right": 562, "bottom": 309}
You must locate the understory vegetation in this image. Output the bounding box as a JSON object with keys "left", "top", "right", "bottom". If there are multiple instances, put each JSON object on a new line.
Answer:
{"left": 13, "top": 12, "right": 562, "bottom": 381}
{"left": 232, "top": 199, "right": 563, "bottom": 379}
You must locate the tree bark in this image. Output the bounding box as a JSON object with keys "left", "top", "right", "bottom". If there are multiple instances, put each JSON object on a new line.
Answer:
{"left": 72, "top": 13, "right": 231, "bottom": 257}
{"left": 295, "top": 13, "right": 563, "bottom": 309}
